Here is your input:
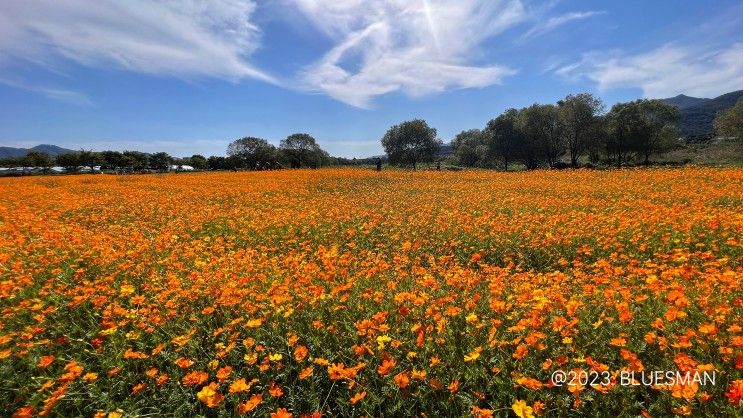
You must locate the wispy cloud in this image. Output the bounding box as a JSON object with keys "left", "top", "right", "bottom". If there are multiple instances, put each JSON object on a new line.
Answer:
{"left": 0, "top": 78, "right": 93, "bottom": 106}
{"left": 289, "top": 0, "right": 526, "bottom": 108}
{"left": 0, "top": 0, "right": 274, "bottom": 83}
{"left": 520, "top": 11, "right": 604, "bottom": 41}
{"left": 556, "top": 43, "right": 743, "bottom": 98}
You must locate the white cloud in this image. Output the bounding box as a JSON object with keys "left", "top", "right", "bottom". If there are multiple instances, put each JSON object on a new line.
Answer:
{"left": 0, "top": 0, "right": 273, "bottom": 82}
{"left": 290, "top": 0, "right": 525, "bottom": 108}
{"left": 0, "top": 78, "right": 93, "bottom": 106}
{"left": 521, "top": 11, "right": 604, "bottom": 41}
{"left": 558, "top": 43, "right": 743, "bottom": 98}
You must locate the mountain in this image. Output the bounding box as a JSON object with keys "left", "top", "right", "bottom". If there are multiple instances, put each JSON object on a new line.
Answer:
{"left": 662, "top": 90, "right": 743, "bottom": 139}
{"left": 0, "top": 144, "right": 77, "bottom": 159}
{"left": 662, "top": 94, "right": 710, "bottom": 110}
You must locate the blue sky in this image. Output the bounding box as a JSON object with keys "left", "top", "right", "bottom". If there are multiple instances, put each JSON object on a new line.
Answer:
{"left": 1, "top": 0, "right": 741, "bottom": 158}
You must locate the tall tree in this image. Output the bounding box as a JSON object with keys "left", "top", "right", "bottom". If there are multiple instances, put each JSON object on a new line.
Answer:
{"left": 207, "top": 156, "right": 228, "bottom": 170}
{"left": 558, "top": 93, "right": 604, "bottom": 167}
{"left": 188, "top": 154, "right": 208, "bottom": 170}
{"left": 149, "top": 152, "right": 172, "bottom": 171}
{"left": 586, "top": 116, "right": 608, "bottom": 165}
{"left": 78, "top": 149, "right": 104, "bottom": 172}
{"left": 636, "top": 99, "right": 679, "bottom": 165}
{"left": 122, "top": 151, "right": 149, "bottom": 171}
{"left": 381, "top": 119, "right": 441, "bottom": 170}
{"left": 227, "top": 137, "right": 277, "bottom": 169}
{"left": 452, "top": 129, "right": 486, "bottom": 167}
{"left": 24, "top": 152, "right": 52, "bottom": 173}
{"left": 484, "top": 108, "right": 521, "bottom": 171}
{"left": 713, "top": 97, "right": 743, "bottom": 140}
{"left": 101, "top": 151, "right": 124, "bottom": 170}
{"left": 606, "top": 102, "right": 642, "bottom": 168}
{"left": 517, "top": 104, "right": 564, "bottom": 168}
{"left": 55, "top": 153, "right": 81, "bottom": 172}
{"left": 280, "top": 133, "right": 324, "bottom": 168}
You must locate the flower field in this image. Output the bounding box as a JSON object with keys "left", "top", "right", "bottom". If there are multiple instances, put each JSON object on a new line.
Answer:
{"left": 1, "top": 168, "right": 741, "bottom": 417}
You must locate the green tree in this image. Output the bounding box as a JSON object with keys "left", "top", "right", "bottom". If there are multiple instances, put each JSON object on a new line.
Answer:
{"left": 122, "top": 151, "right": 149, "bottom": 171}
{"left": 207, "top": 156, "right": 227, "bottom": 170}
{"left": 636, "top": 99, "right": 679, "bottom": 165}
{"left": 101, "top": 151, "right": 124, "bottom": 169}
{"left": 381, "top": 119, "right": 441, "bottom": 170}
{"left": 149, "top": 152, "right": 172, "bottom": 171}
{"left": 280, "top": 133, "right": 325, "bottom": 168}
{"left": 24, "top": 151, "right": 52, "bottom": 174}
{"left": 517, "top": 104, "right": 564, "bottom": 169}
{"left": 606, "top": 102, "right": 643, "bottom": 168}
{"left": 227, "top": 137, "right": 277, "bottom": 169}
{"left": 0, "top": 157, "right": 24, "bottom": 168}
{"left": 188, "top": 154, "right": 208, "bottom": 170}
{"left": 452, "top": 129, "right": 486, "bottom": 167}
{"left": 78, "top": 149, "right": 104, "bottom": 172}
{"left": 714, "top": 97, "right": 743, "bottom": 140}
{"left": 55, "top": 153, "right": 81, "bottom": 172}
{"left": 558, "top": 93, "right": 604, "bottom": 167}
{"left": 484, "top": 109, "right": 521, "bottom": 171}
{"left": 586, "top": 116, "right": 608, "bottom": 165}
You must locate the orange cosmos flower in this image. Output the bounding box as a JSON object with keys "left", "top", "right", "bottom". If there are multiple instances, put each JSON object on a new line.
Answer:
{"left": 377, "top": 358, "right": 396, "bottom": 376}
{"left": 216, "top": 366, "right": 233, "bottom": 381}
{"left": 512, "top": 400, "right": 535, "bottom": 418}
{"left": 350, "top": 391, "right": 366, "bottom": 405}
{"left": 38, "top": 356, "right": 55, "bottom": 368}
{"left": 197, "top": 383, "right": 224, "bottom": 408}
{"left": 448, "top": 379, "right": 460, "bottom": 393}
{"left": 269, "top": 381, "right": 284, "bottom": 397}
{"left": 182, "top": 370, "right": 208, "bottom": 386}
{"left": 294, "top": 345, "right": 308, "bottom": 362}
{"left": 175, "top": 357, "right": 194, "bottom": 369}
{"left": 394, "top": 371, "right": 410, "bottom": 389}
{"left": 131, "top": 383, "right": 147, "bottom": 395}
{"left": 725, "top": 380, "right": 743, "bottom": 405}
{"left": 513, "top": 344, "right": 528, "bottom": 360}
{"left": 237, "top": 394, "right": 262, "bottom": 414}
{"left": 327, "top": 363, "right": 347, "bottom": 380}
{"left": 12, "top": 406, "right": 34, "bottom": 418}
{"left": 229, "top": 378, "right": 250, "bottom": 394}
{"left": 295, "top": 366, "right": 313, "bottom": 380}
{"left": 271, "top": 408, "right": 292, "bottom": 418}
{"left": 470, "top": 406, "right": 494, "bottom": 418}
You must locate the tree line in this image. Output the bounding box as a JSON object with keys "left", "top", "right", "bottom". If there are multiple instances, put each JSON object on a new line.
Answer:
{"left": 383, "top": 94, "right": 742, "bottom": 170}
{"left": 2, "top": 93, "right": 741, "bottom": 174}
{"left": 0, "top": 133, "right": 373, "bottom": 173}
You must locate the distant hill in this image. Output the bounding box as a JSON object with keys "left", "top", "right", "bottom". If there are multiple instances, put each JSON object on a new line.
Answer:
{"left": 0, "top": 144, "right": 77, "bottom": 158}
{"left": 439, "top": 143, "right": 454, "bottom": 157}
{"left": 662, "top": 90, "right": 743, "bottom": 139}
{"left": 662, "top": 94, "right": 710, "bottom": 110}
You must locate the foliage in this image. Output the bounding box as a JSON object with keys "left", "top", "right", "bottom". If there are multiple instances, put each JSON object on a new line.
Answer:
{"left": 188, "top": 155, "right": 208, "bottom": 170}
{"left": 484, "top": 108, "right": 521, "bottom": 171}
{"left": 23, "top": 151, "right": 52, "bottom": 172}
{"left": 280, "top": 133, "right": 328, "bottom": 168}
{"left": 227, "top": 137, "right": 278, "bottom": 169}
{"left": 149, "top": 152, "right": 173, "bottom": 172}
{"left": 714, "top": 97, "right": 743, "bottom": 141}
{"left": 55, "top": 153, "right": 82, "bottom": 171}
{"left": 557, "top": 93, "right": 604, "bottom": 167}
{"left": 382, "top": 119, "right": 441, "bottom": 169}
{"left": 452, "top": 129, "right": 488, "bottom": 167}
{"left": 516, "top": 104, "right": 565, "bottom": 169}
